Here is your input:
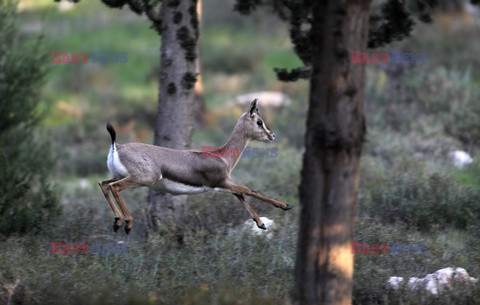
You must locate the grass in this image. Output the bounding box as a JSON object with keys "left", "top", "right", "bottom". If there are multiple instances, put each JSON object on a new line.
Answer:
{"left": 0, "top": 232, "right": 295, "bottom": 305}
{"left": 0, "top": 179, "right": 298, "bottom": 305}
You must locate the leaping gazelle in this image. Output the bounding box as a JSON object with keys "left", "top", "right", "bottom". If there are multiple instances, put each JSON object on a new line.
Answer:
{"left": 98, "top": 99, "right": 292, "bottom": 234}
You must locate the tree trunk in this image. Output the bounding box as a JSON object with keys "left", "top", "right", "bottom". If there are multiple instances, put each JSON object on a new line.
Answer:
{"left": 193, "top": 0, "right": 206, "bottom": 126}
{"left": 293, "top": 1, "right": 370, "bottom": 305}
{"left": 148, "top": 0, "right": 199, "bottom": 239}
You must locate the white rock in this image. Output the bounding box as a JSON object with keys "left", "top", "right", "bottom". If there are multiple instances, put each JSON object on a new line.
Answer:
{"left": 454, "top": 267, "right": 469, "bottom": 279}
{"left": 408, "top": 277, "right": 421, "bottom": 291}
{"left": 242, "top": 217, "right": 274, "bottom": 238}
{"left": 392, "top": 267, "right": 478, "bottom": 295}
{"left": 465, "top": 2, "right": 479, "bottom": 16}
{"left": 79, "top": 178, "right": 89, "bottom": 190}
{"left": 448, "top": 150, "right": 473, "bottom": 168}
{"left": 424, "top": 273, "right": 440, "bottom": 295}
{"left": 436, "top": 267, "right": 455, "bottom": 285}
{"left": 388, "top": 276, "right": 404, "bottom": 289}
{"left": 58, "top": 1, "right": 75, "bottom": 11}
{"left": 232, "top": 92, "right": 292, "bottom": 108}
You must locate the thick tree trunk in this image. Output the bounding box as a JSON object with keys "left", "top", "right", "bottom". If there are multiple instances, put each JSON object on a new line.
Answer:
{"left": 148, "top": 0, "right": 199, "bottom": 238}
{"left": 293, "top": 1, "right": 370, "bottom": 305}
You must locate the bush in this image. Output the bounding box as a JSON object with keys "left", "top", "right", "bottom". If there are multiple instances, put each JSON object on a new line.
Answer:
{"left": 359, "top": 171, "right": 480, "bottom": 231}
{"left": 404, "top": 67, "right": 480, "bottom": 148}
{"left": 0, "top": 1, "right": 60, "bottom": 235}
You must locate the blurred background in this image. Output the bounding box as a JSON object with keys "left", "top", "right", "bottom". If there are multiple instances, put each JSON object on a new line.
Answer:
{"left": 1, "top": 0, "right": 480, "bottom": 304}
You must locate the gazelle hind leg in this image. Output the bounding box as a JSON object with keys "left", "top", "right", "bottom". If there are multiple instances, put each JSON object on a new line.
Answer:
{"left": 109, "top": 177, "right": 144, "bottom": 234}
{"left": 223, "top": 182, "right": 293, "bottom": 211}
{"left": 98, "top": 179, "right": 123, "bottom": 232}
{"left": 234, "top": 194, "right": 266, "bottom": 230}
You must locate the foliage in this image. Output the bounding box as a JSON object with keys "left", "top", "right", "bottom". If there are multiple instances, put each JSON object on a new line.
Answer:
{"left": 233, "top": 0, "right": 456, "bottom": 81}
{"left": 404, "top": 67, "right": 480, "bottom": 148}
{"left": 368, "top": 0, "right": 416, "bottom": 48}
{"left": 360, "top": 170, "right": 480, "bottom": 231}
{"left": 0, "top": 189, "right": 297, "bottom": 304}
{"left": 0, "top": 1, "right": 60, "bottom": 235}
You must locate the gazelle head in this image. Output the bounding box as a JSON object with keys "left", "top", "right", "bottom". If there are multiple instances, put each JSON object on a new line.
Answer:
{"left": 240, "top": 99, "right": 275, "bottom": 142}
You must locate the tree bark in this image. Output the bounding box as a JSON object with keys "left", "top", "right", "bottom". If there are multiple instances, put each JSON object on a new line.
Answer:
{"left": 148, "top": 0, "right": 199, "bottom": 238}
{"left": 293, "top": 1, "right": 370, "bottom": 305}
{"left": 193, "top": 0, "right": 206, "bottom": 126}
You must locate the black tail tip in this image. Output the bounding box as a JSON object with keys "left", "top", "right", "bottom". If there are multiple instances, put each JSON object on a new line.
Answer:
{"left": 106, "top": 122, "right": 116, "bottom": 145}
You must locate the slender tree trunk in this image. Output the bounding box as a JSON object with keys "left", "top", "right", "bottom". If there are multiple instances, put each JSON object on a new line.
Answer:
{"left": 148, "top": 0, "right": 199, "bottom": 239}
{"left": 193, "top": 0, "right": 206, "bottom": 126}
{"left": 293, "top": 1, "right": 370, "bottom": 304}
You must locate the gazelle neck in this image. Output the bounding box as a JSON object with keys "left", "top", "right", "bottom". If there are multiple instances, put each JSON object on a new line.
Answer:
{"left": 219, "top": 121, "right": 250, "bottom": 171}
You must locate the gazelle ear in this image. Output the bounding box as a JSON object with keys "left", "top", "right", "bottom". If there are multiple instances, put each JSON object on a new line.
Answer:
{"left": 249, "top": 98, "right": 258, "bottom": 117}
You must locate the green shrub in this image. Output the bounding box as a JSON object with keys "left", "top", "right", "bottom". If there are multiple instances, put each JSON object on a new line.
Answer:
{"left": 404, "top": 67, "right": 480, "bottom": 148}
{"left": 0, "top": 0, "right": 60, "bottom": 235}
{"left": 359, "top": 171, "right": 480, "bottom": 231}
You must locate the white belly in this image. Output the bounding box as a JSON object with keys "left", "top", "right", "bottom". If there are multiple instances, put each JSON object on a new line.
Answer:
{"left": 151, "top": 178, "right": 211, "bottom": 195}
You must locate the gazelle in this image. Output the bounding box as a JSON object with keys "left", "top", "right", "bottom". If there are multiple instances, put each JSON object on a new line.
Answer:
{"left": 98, "top": 99, "right": 292, "bottom": 234}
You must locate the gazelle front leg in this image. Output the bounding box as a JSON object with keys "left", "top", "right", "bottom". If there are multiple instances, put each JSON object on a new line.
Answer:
{"left": 98, "top": 179, "right": 124, "bottom": 232}
{"left": 223, "top": 182, "right": 293, "bottom": 210}
{"left": 234, "top": 194, "right": 266, "bottom": 230}
{"left": 109, "top": 177, "right": 143, "bottom": 234}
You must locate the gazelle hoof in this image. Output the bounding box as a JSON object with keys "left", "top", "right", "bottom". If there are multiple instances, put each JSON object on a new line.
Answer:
{"left": 283, "top": 204, "right": 293, "bottom": 211}
{"left": 125, "top": 226, "right": 131, "bottom": 235}
{"left": 258, "top": 224, "right": 267, "bottom": 230}
{"left": 113, "top": 223, "right": 120, "bottom": 232}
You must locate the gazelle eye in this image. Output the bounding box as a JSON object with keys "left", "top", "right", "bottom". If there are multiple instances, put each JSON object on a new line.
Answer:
{"left": 257, "top": 120, "right": 263, "bottom": 126}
